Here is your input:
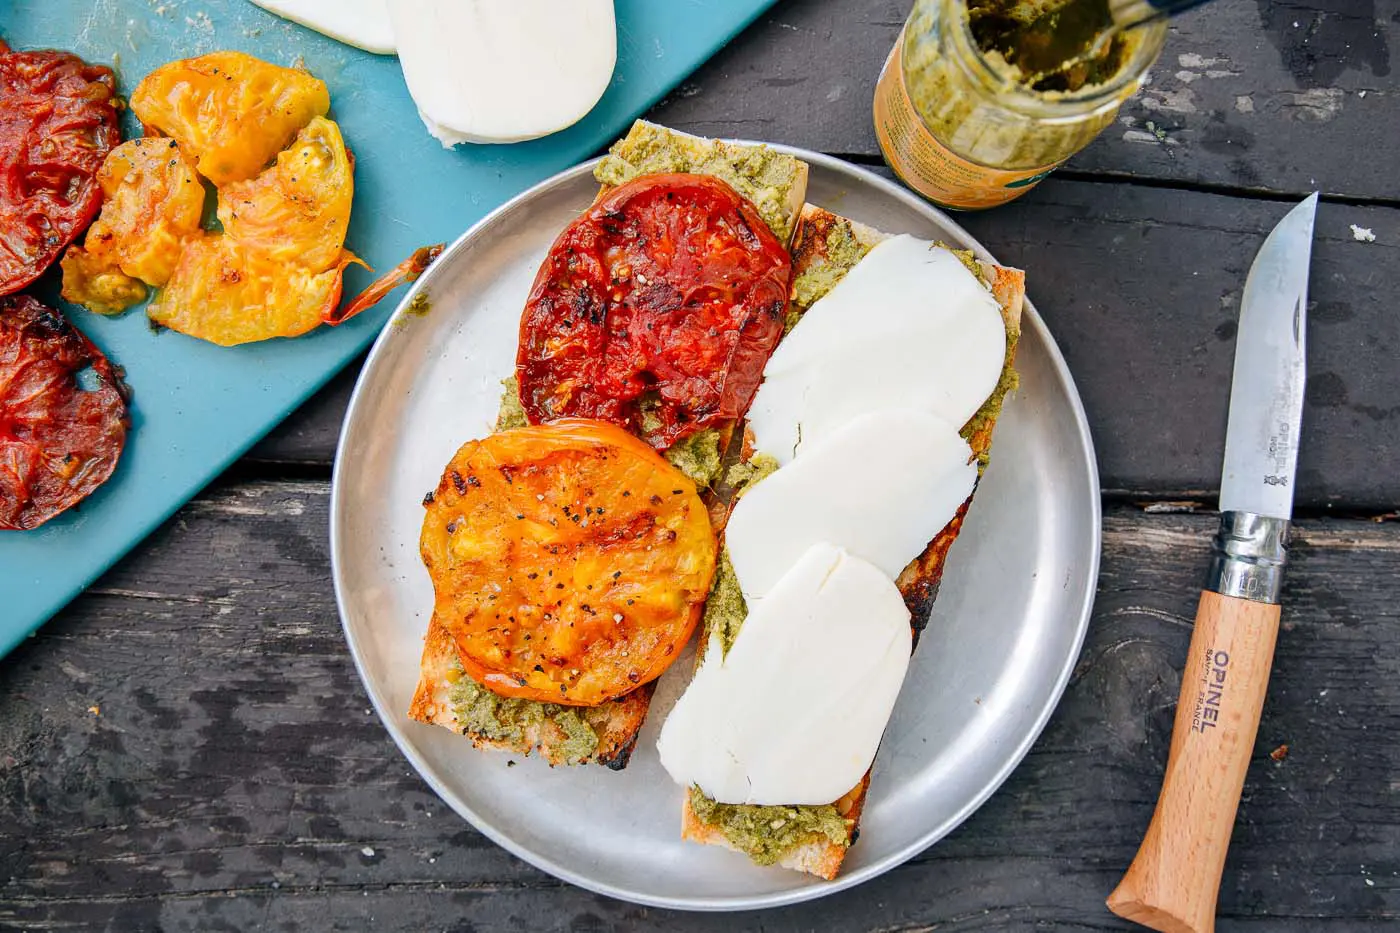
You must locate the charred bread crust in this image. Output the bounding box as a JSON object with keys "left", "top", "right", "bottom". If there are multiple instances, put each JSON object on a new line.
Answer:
{"left": 683, "top": 205, "right": 1027, "bottom": 877}
{"left": 409, "top": 618, "right": 654, "bottom": 768}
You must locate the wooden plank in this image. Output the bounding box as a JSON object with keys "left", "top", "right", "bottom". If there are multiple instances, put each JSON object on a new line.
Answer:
{"left": 644, "top": 0, "right": 1400, "bottom": 201}
{"left": 2, "top": 479, "right": 1398, "bottom": 929}
{"left": 252, "top": 180, "right": 1400, "bottom": 509}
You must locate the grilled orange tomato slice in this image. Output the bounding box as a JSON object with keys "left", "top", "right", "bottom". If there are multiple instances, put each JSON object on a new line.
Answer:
{"left": 60, "top": 137, "right": 204, "bottom": 315}
{"left": 147, "top": 116, "right": 358, "bottom": 346}
{"left": 420, "top": 419, "right": 716, "bottom": 706}
{"left": 130, "top": 50, "right": 329, "bottom": 186}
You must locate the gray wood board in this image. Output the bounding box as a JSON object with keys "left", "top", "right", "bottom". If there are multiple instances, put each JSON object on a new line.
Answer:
{"left": 251, "top": 177, "right": 1400, "bottom": 509}
{"left": 3, "top": 478, "right": 1397, "bottom": 930}
{"left": 644, "top": 0, "right": 1399, "bottom": 202}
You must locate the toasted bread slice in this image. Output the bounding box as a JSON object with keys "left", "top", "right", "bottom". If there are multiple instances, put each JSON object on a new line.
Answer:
{"left": 409, "top": 617, "right": 653, "bottom": 769}
{"left": 408, "top": 127, "right": 810, "bottom": 767}
{"left": 681, "top": 204, "right": 1026, "bottom": 878}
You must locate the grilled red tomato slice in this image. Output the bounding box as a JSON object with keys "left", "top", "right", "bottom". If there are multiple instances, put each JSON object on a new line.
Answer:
{"left": 516, "top": 173, "right": 791, "bottom": 449}
{"left": 0, "top": 42, "right": 120, "bottom": 296}
{"left": 0, "top": 296, "right": 129, "bottom": 530}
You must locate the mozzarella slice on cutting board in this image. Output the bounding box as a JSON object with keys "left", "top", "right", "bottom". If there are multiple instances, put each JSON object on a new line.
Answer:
{"left": 390, "top": 0, "right": 617, "bottom": 146}
{"left": 747, "top": 234, "right": 1006, "bottom": 466}
{"left": 725, "top": 408, "right": 978, "bottom": 603}
{"left": 250, "top": 0, "right": 396, "bottom": 54}
{"left": 657, "top": 542, "right": 912, "bottom": 806}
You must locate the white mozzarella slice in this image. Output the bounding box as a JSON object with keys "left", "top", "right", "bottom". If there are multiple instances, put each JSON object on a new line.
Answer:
{"left": 390, "top": 0, "right": 617, "bottom": 147}
{"left": 657, "top": 543, "right": 912, "bottom": 806}
{"left": 250, "top": 0, "right": 396, "bottom": 54}
{"left": 747, "top": 234, "right": 1006, "bottom": 466}
{"left": 725, "top": 408, "right": 977, "bottom": 603}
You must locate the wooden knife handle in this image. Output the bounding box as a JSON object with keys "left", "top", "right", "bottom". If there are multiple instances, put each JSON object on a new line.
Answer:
{"left": 1106, "top": 589, "right": 1281, "bottom": 933}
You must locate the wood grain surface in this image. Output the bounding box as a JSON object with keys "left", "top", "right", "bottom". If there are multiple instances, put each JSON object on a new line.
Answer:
{"left": 4, "top": 0, "right": 1398, "bottom": 930}
{"left": 3, "top": 487, "right": 1397, "bottom": 930}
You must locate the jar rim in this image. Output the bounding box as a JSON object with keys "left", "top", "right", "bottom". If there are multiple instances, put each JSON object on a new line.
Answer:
{"left": 944, "top": 0, "right": 1168, "bottom": 119}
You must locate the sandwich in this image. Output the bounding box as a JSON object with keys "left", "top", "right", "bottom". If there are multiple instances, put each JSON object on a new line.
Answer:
{"left": 408, "top": 122, "right": 812, "bottom": 767}
{"left": 656, "top": 204, "right": 1025, "bottom": 878}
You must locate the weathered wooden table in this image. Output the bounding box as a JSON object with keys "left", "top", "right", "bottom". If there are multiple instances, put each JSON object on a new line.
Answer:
{"left": 3, "top": 1, "right": 1396, "bottom": 929}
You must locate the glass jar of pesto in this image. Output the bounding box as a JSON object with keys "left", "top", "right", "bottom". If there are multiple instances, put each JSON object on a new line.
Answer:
{"left": 874, "top": 0, "right": 1167, "bottom": 209}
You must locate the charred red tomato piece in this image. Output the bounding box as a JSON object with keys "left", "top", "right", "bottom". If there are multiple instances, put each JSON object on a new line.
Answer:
{"left": 517, "top": 173, "right": 791, "bottom": 449}
{"left": 0, "top": 41, "right": 120, "bottom": 296}
{"left": 0, "top": 296, "right": 129, "bottom": 530}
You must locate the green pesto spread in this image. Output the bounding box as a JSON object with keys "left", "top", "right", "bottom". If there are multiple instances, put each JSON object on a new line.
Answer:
{"left": 495, "top": 376, "right": 528, "bottom": 431}
{"left": 724, "top": 452, "right": 779, "bottom": 497}
{"left": 941, "top": 243, "right": 985, "bottom": 281}
{"left": 595, "top": 120, "right": 802, "bottom": 243}
{"left": 448, "top": 665, "right": 600, "bottom": 765}
{"left": 700, "top": 549, "right": 746, "bottom": 656}
{"left": 689, "top": 786, "right": 850, "bottom": 865}
{"left": 664, "top": 428, "right": 724, "bottom": 487}
{"left": 405, "top": 292, "right": 432, "bottom": 317}
{"left": 790, "top": 221, "right": 874, "bottom": 316}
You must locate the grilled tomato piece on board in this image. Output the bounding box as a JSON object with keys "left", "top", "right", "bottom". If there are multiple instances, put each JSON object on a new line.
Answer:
{"left": 0, "top": 41, "right": 120, "bottom": 296}
{"left": 516, "top": 173, "right": 791, "bottom": 450}
{"left": 420, "top": 419, "right": 716, "bottom": 706}
{"left": 60, "top": 137, "right": 205, "bottom": 315}
{"left": 0, "top": 296, "right": 129, "bottom": 531}
{"left": 130, "top": 51, "right": 330, "bottom": 186}
{"left": 148, "top": 116, "right": 361, "bottom": 346}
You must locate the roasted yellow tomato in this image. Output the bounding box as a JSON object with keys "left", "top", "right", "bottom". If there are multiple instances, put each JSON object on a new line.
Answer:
{"left": 421, "top": 420, "right": 717, "bottom": 706}
{"left": 146, "top": 117, "right": 359, "bottom": 346}
{"left": 217, "top": 114, "right": 353, "bottom": 270}
{"left": 60, "top": 137, "right": 204, "bottom": 315}
{"left": 130, "top": 50, "right": 329, "bottom": 186}
{"left": 147, "top": 234, "right": 355, "bottom": 346}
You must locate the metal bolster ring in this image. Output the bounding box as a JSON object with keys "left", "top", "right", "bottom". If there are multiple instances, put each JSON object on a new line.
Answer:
{"left": 1205, "top": 511, "right": 1291, "bottom": 604}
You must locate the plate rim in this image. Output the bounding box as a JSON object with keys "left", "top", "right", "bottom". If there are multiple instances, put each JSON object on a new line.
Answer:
{"left": 330, "top": 146, "right": 1102, "bottom": 911}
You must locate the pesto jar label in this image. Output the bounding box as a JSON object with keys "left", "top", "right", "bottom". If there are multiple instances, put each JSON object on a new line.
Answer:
{"left": 873, "top": 43, "right": 1062, "bottom": 210}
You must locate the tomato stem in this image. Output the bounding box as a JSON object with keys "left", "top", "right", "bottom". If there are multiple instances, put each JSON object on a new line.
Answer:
{"left": 327, "top": 243, "right": 444, "bottom": 325}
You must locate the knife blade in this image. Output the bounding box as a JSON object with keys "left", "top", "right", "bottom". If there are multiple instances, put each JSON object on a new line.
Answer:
{"left": 1219, "top": 192, "right": 1316, "bottom": 520}
{"left": 1107, "top": 193, "right": 1318, "bottom": 933}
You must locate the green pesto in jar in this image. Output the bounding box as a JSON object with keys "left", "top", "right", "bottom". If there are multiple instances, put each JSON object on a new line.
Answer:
{"left": 897, "top": 0, "right": 1164, "bottom": 172}
{"left": 689, "top": 786, "right": 850, "bottom": 865}
{"left": 447, "top": 665, "right": 600, "bottom": 765}
{"left": 595, "top": 120, "right": 803, "bottom": 244}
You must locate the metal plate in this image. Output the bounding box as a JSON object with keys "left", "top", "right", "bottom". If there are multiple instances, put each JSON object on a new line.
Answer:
{"left": 330, "top": 150, "right": 1102, "bottom": 911}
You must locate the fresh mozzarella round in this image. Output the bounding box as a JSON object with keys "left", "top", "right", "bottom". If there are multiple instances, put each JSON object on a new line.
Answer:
{"left": 725, "top": 408, "right": 978, "bottom": 603}
{"left": 747, "top": 234, "right": 1006, "bottom": 466}
{"left": 390, "top": 0, "right": 617, "bottom": 146}
{"left": 657, "top": 543, "right": 912, "bottom": 806}
{"left": 250, "top": 0, "right": 396, "bottom": 55}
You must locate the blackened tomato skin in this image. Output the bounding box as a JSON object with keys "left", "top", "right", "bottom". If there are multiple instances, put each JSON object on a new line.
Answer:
{"left": 516, "top": 173, "right": 791, "bottom": 450}
{"left": 0, "top": 41, "right": 120, "bottom": 296}
{"left": 0, "top": 296, "right": 130, "bottom": 531}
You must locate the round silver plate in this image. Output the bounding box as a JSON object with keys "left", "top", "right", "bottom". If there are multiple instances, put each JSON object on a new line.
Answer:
{"left": 330, "top": 149, "right": 1102, "bottom": 911}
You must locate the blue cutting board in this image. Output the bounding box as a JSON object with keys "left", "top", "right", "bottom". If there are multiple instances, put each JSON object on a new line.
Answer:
{"left": 0, "top": 0, "right": 778, "bottom": 656}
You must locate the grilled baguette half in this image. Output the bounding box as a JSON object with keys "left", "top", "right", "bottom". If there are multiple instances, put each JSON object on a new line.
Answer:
{"left": 407, "top": 124, "right": 810, "bottom": 767}
{"left": 679, "top": 204, "right": 1025, "bottom": 876}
